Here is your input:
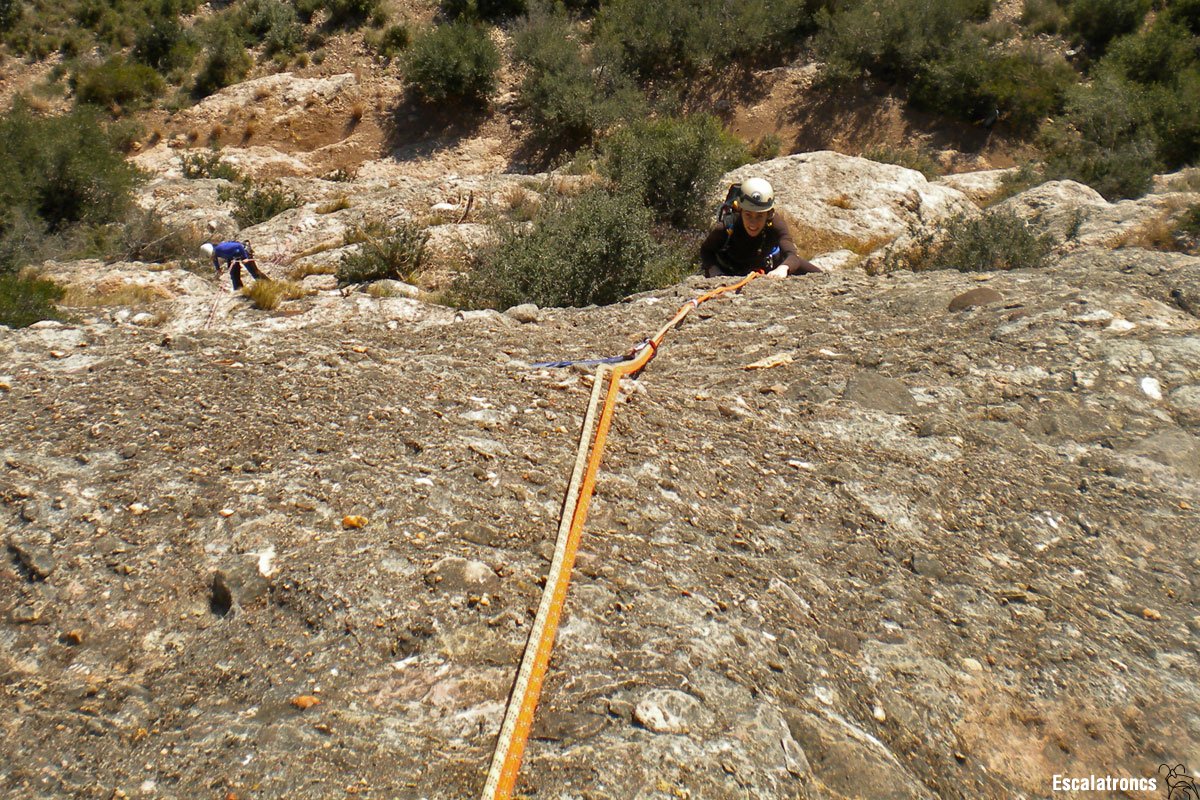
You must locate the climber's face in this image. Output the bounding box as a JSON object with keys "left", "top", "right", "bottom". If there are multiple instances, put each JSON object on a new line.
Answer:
{"left": 742, "top": 209, "right": 770, "bottom": 237}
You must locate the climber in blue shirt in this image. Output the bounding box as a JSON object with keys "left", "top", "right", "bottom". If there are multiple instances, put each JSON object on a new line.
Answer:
{"left": 201, "top": 241, "right": 269, "bottom": 290}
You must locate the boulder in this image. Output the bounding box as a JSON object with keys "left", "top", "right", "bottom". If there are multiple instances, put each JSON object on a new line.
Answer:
{"left": 934, "top": 168, "right": 1017, "bottom": 205}
{"left": 995, "top": 180, "right": 1194, "bottom": 249}
{"left": 720, "top": 152, "right": 975, "bottom": 256}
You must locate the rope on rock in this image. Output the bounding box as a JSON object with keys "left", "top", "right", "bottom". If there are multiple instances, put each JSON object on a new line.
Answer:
{"left": 480, "top": 271, "right": 762, "bottom": 800}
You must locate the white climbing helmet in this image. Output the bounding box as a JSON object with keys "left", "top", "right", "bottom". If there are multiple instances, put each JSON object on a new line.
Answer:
{"left": 740, "top": 177, "right": 775, "bottom": 213}
{"left": 200, "top": 242, "right": 215, "bottom": 257}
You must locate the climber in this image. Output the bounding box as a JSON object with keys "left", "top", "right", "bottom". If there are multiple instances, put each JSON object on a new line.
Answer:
{"left": 201, "top": 241, "right": 269, "bottom": 290}
{"left": 700, "top": 177, "right": 821, "bottom": 278}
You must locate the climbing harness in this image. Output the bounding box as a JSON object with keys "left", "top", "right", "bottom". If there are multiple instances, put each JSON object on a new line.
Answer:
{"left": 480, "top": 271, "right": 762, "bottom": 800}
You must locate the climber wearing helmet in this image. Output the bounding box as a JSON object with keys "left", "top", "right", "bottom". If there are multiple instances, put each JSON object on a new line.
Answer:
{"left": 700, "top": 177, "right": 821, "bottom": 278}
{"left": 201, "top": 240, "right": 269, "bottom": 290}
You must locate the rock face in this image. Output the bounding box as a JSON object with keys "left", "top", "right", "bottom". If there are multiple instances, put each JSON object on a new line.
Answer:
{"left": 997, "top": 180, "right": 1200, "bottom": 249}
{"left": 3, "top": 166, "right": 1200, "bottom": 799}
{"left": 722, "top": 151, "right": 976, "bottom": 255}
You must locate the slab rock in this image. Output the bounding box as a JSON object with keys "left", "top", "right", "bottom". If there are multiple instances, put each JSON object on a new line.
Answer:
{"left": 995, "top": 180, "right": 1190, "bottom": 249}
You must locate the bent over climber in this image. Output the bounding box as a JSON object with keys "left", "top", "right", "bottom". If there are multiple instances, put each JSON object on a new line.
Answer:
{"left": 700, "top": 177, "right": 821, "bottom": 278}
{"left": 201, "top": 241, "right": 269, "bottom": 290}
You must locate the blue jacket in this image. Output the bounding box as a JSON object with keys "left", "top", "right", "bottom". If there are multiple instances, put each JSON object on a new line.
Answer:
{"left": 212, "top": 241, "right": 250, "bottom": 267}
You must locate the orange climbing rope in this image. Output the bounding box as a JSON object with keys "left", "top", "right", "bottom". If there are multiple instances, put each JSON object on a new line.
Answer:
{"left": 480, "top": 271, "right": 763, "bottom": 800}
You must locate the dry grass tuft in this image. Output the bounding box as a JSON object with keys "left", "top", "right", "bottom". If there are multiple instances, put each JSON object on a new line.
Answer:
{"left": 61, "top": 283, "right": 171, "bottom": 308}
{"left": 1114, "top": 215, "right": 1184, "bottom": 252}
{"left": 316, "top": 196, "right": 352, "bottom": 214}
{"left": 788, "top": 222, "right": 894, "bottom": 258}
{"left": 287, "top": 260, "right": 338, "bottom": 280}
{"left": 824, "top": 193, "right": 853, "bottom": 210}
{"left": 244, "top": 279, "right": 308, "bottom": 310}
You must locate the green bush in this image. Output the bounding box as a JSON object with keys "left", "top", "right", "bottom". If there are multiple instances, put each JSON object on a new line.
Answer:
{"left": 1021, "top": 0, "right": 1067, "bottom": 34}
{"left": 594, "top": 0, "right": 810, "bottom": 81}
{"left": 0, "top": 101, "right": 142, "bottom": 236}
{"left": 454, "top": 187, "right": 686, "bottom": 310}
{"left": 512, "top": 7, "right": 642, "bottom": 149}
{"left": 1042, "top": 125, "right": 1158, "bottom": 199}
{"left": 405, "top": 21, "right": 499, "bottom": 106}
{"left": 1065, "top": 0, "right": 1150, "bottom": 55}
{"left": 371, "top": 23, "right": 410, "bottom": 59}
{"left": 336, "top": 221, "right": 429, "bottom": 285}
{"left": 194, "top": 20, "right": 252, "bottom": 98}
{"left": 181, "top": 150, "right": 243, "bottom": 181}
{"left": 1167, "top": 0, "right": 1200, "bottom": 35}
{"left": 0, "top": 274, "right": 66, "bottom": 328}
{"left": 440, "top": 0, "right": 526, "bottom": 21}
{"left": 889, "top": 209, "right": 1053, "bottom": 273}
{"left": 240, "top": 0, "right": 302, "bottom": 55}
{"left": 863, "top": 144, "right": 942, "bottom": 179}
{"left": 0, "top": 207, "right": 43, "bottom": 274}
{"left": 907, "top": 31, "right": 993, "bottom": 121}
{"left": 599, "top": 114, "right": 748, "bottom": 228}
{"left": 1177, "top": 203, "right": 1200, "bottom": 237}
{"left": 1105, "top": 19, "right": 1197, "bottom": 85}
{"left": 750, "top": 134, "right": 783, "bottom": 161}
{"left": 815, "top": 0, "right": 990, "bottom": 84}
{"left": 1, "top": 0, "right": 22, "bottom": 31}
{"left": 928, "top": 210, "right": 1053, "bottom": 272}
{"left": 981, "top": 47, "right": 1076, "bottom": 134}
{"left": 73, "top": 55, "right": 164, "bottom": 111}
{"left": 1095, "top": 19, "right": 1200, "bottom": 170}
{"left": 324, "top": 0, "right": 382, "bottom": 28}
{"left": 1040, "top": 69, "right": 1159, "bottom": 198}
{"left": 1144, "top": 68, "right": 1200, "bottom": 169}
{"left": 115, "top": 205, "right": 191, "bottom": 263}
{"left": 132, "top": 0, "right": 195, "bottom": 74}
{"left": 220, "top": 180, "right": 300, "bottom": 227}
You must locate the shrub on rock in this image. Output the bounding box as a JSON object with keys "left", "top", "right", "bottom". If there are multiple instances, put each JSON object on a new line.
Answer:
{"left": 73, "top": 55, "right": 164, "bottom": 112}
{"left": 336, "top": 222, "right": 429, "bottom": 286}
{"left": 454, "top": 187, "right": 688, "bottom": 310}
{"left": 600, "top": 114, "right": 748, "bottom": 229}
{"left": 404, "top": 21, "right": 499, "bottom": 107}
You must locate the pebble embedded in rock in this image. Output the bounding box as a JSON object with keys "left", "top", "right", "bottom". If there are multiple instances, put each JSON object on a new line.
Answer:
{"left": 948, "top": 287, "right": 1003, "bottom": 312}
{"left": 632, "top": 689, "right": 706, "bottom": 735}
{"left": 911, "top": 553, "right": 947, "bottom": 581}
{"left": 8, "top": 535, "right": 55, "bottom": 580}
{"left": 424, "top": 557, "right": 501, "bottom": 596}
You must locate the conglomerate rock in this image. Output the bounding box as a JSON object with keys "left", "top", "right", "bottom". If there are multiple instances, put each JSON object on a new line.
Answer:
{"left": 2, "top": 226, "right": 1198, "bottom": 798}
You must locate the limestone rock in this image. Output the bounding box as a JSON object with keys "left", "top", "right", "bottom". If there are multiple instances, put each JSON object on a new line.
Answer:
{"left": 720, "top": 151, "right": 975, "bottom": 256}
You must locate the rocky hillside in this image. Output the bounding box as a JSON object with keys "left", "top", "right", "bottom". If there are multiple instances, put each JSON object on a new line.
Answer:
{"left": 3, "top": 131, "right": 1200, "bottom": 798}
